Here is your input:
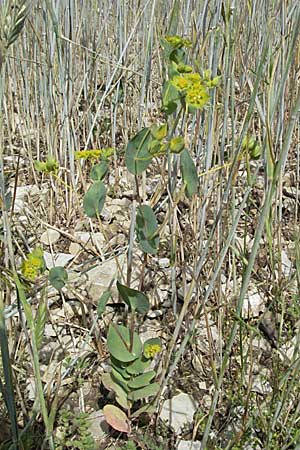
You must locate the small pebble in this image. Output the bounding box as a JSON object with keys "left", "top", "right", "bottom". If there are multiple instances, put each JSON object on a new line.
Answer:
{"left": 41, "top": 229, "right": 60, "bottom": 246}
{"left": 158, "top": 258, "right": 170, "bottom": 268}
{"left": 147, "top": 310, "right": 163, "bottom": 319}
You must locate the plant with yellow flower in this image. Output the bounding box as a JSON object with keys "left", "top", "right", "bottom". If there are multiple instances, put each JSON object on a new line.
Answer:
{"left": 21, "top": 247, "right": 44, "bottom": 281}
{"left": 99, "top": 282, "right": 162, "bottom": 433}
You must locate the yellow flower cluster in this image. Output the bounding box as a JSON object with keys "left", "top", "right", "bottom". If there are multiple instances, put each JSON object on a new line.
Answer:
{"left": 21, "top": 247, "right": 44, "bottom": 281}
{"left": 172, "top": 75, "right": 190, "bottom": 90}
{"left": 186, "top": 86, "right": 209, "bottom": 108}
{"left": 75, "top": 150, "right": 101, "bottom": 160}
{"left": 144, "top": 343, "right": 162, "bottom": 359}
{"left": 171, "top": 73, "right": 210, "bottom": 109}
{"left": 75, "top": 147, "right": 114, "bottom": 161}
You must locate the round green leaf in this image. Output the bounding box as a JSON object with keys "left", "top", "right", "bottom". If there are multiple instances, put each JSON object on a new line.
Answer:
{"left": 107, "top": 324, "right": 142, "bottom": 363}
{"left": 49, "top": 266, "right": 68, "bottom": 290}
{"left": 83, "top": 180, "right": 106, "bottom": 218}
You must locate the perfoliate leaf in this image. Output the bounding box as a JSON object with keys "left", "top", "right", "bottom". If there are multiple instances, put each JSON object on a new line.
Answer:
{"left": 151, "top": 123, "right": 168, "bottom": 141}
{"left": 170, "top": 136, "right": 185, "bottom": 154}
{"left": 110, "top": 357, "right": 131, "bottom": 380}
{"left": 126, "top": 355, "right": 151, "bottom": 375}
{"left": 107, "top": 324, "right": 142, "bottom": 363}
{"left": 128, "top": 370, "right": 156, "bottom": 389}
{"left": 168, "top": 61, "right": 180, "bottom": 78}
{"left": 34, "top": 157, "right": 58, "bottom": 174}
{"left": 149, "top": 139, "right": 164, "bottom": 156}
{"left": 125, "top": 128, "right": 153, "bottom": 175}
{"left": 111, "top": 368, "right": 129, "bottom": 392}
{"left": 205, "top": 75, "right": 221, "bottom": 88}
{"left": 103, "top": 405, "right": 131, "bottom": 433}
{"left": 128, "top": 383, "right": 160, "bottom": 402}
{"left": 101, "top": 373, "right": 130, "bottom": 409}
{"left": 242, "top": 136, "right": 257, "bottom": 151}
